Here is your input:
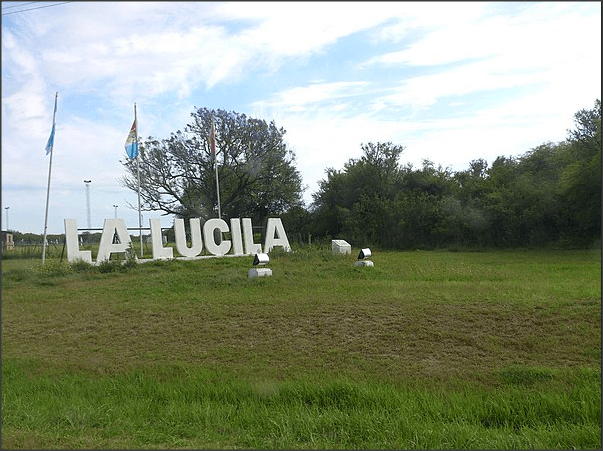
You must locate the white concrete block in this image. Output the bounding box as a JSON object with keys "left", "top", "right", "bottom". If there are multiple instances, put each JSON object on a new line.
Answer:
{"left": 331, "top": 239, "right": 351, "bottom": 255}
{"left": 354, "top": 260, "right": 374, "bottom": 267}
{"left": 248, "top": 268, "right": 273, "bottom": 278}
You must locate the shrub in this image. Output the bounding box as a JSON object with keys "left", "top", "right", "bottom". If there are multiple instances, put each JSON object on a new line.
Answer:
{"left": 70, "top": 259, "right": 94, "bottom": 273}
{"left": 38, "top": 259, "right": 73, "bottom": 276}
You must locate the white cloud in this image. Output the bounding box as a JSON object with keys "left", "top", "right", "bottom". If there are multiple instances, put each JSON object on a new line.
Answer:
{"left": 253, "top": 81, "right": 369, "bottom": 112}
{"left": 366, "top": 2, "right": 600, "bottom": 80}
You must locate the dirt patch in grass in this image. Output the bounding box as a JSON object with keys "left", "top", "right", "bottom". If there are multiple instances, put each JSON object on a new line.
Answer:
{"left": 2, "top": 251, "right": 600, "bottom": 387}
{"left": 3, "top": 291, "right": 599, "bottom": 386}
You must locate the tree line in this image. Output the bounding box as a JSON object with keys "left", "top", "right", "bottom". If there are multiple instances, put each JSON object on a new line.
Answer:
{"left": 6, "top": 100, "right": 600, "bottom": 252}
{"left": 119, "top": 99, "right": 600, "bottom": 250}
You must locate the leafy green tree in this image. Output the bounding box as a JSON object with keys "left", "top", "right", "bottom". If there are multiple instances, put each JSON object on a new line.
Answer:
{"left": 279, "top": 205, "right": 313, "bottom": 245}
{"left": 453, "top": 159, "right": 489, "bottom": 202}
{"left": 478, "top": 156, "right": 520, "bottom": 247}
{"left": 399, "top": 159, "right": 455, "bottom": 197}
{"left": 557, "top": 99, "right": 601, "bottom": 243}
{"left": 310, "top": 142, "right": 405, "bottom": 243}
{"left": 311, "top": 144, "right": 462, "bottom": 249}
{"left": 394, "top": 160, "right": 456, "bottom": 249}
{"left": 514, "top": 143, "right": 564, "bottom": 245}
{"left": 121, "top": 108, "right": 304, "bottom": 225}
{"left": 446, "top": 159, "right": 491, "bottom": 247}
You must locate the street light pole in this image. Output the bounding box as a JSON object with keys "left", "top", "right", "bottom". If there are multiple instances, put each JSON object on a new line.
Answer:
{"left": 113, "top": 205, "right": 118, "bottom": 219}
{"left": 84, "top": 180, "right": 92, "bottom": 232}
{"left": 4, "top": 206, "right": 8, "bottom": 232}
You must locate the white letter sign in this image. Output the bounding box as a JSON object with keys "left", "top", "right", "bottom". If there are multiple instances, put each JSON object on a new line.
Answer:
{"left": 96, "top": 218, "right": 133, "bottom": 262}
{"left": 64, "top": 219, "right": 92, "bottom": 263}
{"left": 264, "top": 218, "right": 291, "bottom": 252}
{"left": 64, "top": 216, "right": 290, "bottom": 264}
{"left": 174, "top": 218, "right": 203, "bottom": 257}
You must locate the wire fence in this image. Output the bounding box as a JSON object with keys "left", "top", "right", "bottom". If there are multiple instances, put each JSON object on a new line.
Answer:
{"left": 1, "top": 243, "right": 64, "bottom": 260}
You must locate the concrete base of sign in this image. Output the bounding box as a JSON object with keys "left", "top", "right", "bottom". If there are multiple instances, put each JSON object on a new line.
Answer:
{"left": 354, "top": 260, "right": 374, "bottom": 267}
{"left": 331, "top": 239, "right": 351, "bottom": 255}
{"left": 248, "top": 268, "right": 273, "bottom": 278}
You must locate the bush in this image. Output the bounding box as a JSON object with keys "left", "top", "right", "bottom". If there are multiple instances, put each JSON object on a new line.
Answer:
{"left": 97, "top": 245, "right": 139, "bottom": 273}
{"left": 71, "top": 259, "right": 95, "bottom": 273}
{"left": 38, "top": 259, "right": 73, "bottom": 277}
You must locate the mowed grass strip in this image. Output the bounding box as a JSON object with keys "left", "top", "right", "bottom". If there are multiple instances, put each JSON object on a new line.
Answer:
{"left": 1, "top": 248, "right": 601, "bottom": 448}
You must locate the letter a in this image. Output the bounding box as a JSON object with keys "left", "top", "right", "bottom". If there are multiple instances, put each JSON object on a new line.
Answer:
{"left": 264, "top": 218, "right": 291, "bottom": 252}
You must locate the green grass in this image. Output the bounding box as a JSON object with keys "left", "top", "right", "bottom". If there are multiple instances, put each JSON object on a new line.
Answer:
{"left": 1, "top": 248, "right": 601, "bottom": 449}
{"left": 2, "top": 362, "right": 599, "bottom": 449}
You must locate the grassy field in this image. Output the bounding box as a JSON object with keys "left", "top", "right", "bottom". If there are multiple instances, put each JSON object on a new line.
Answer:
{"left": 1, "top": 247, "right": 600, "bottom": 449}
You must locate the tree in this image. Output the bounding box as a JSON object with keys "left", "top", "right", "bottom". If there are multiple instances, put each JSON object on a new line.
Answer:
{"left": 557, "top": 99, "right": 601, "bottom": 243}
{"left": 514, "top": 143, "right": 564, "bottom": 245}
{"left": 310, "top": 142, "right": 405, "bottom": 243}
{"left": 394, "top": 160, "right": 456, "bottom": 249}
{"left": 121, "top": 108, "right": 304, "bottom": 225}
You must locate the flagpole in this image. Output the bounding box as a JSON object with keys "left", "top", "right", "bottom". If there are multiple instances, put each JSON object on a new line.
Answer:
{"left": 42, "top": 92, "right": 58, "bottom": 264}
{"left": 134, "top": 103, "right": 142, "bottom": 258}
{"left": 212, "top": 115, "right": 222, "bottom": 219}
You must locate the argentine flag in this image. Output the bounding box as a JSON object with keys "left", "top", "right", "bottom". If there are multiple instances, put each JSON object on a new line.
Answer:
{"left": 45, "top": 94, "right": 57, "bottom": 155}
{"left": 124, "top": 119, "right": 138, "bottom": 159}
{"left": 45, "top": 123, "right": 55, "bottom": 155}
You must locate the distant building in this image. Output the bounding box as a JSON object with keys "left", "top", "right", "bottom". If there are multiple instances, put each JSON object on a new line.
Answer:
{"left": 2, "top": 231, "right": 14, "bottom": 251}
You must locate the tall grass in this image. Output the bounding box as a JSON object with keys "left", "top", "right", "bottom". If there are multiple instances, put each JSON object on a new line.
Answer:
{"left": 1, "top": 247, "right": 600, "bottom": 449}
{"left": 2, "top": 361, "right": 599, "bottom": 449}
{"left": 0, "top": 241, "right": 150, "bottom": 261}
{"left": 1, "top": 243, "right": 64, "bottom": 259}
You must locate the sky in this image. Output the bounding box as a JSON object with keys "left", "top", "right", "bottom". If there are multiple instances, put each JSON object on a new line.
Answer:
{"left": 1, "top": 1, "right": 601, "bottom": 235}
